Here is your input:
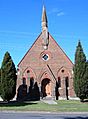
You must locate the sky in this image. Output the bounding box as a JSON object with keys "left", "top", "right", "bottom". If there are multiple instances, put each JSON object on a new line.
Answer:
{"left": 0, "top": 0, "right": 88, "bottom": 68}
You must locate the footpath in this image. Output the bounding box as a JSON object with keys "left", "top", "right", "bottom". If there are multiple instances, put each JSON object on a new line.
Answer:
{"left": 41, "top": 96, "right": 57, "bottom": 104}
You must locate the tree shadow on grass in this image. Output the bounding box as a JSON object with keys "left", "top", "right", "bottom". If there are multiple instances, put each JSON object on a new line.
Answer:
{"left": 82, "top": 99, "right": 88, "bottom": 103}
{"left": 64, "top": 117, "right": 88, "bottom": 119}
{"left": 0, "top": 101, "right": 38, "bottom": 107}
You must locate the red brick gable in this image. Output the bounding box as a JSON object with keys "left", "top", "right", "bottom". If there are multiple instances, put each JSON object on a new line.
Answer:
{"left": 49, "top": 34, "right": 73, "bottom": 66}
{"left": 18, "top": 33, "right": 42, "bottom": 67}
{"left": 18, "top": 32, "right": 73, "bottom": 69}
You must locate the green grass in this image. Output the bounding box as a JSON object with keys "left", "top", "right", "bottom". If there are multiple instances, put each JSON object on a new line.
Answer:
{"left": 0, "top": 100, "right": 88, "bottom": 112}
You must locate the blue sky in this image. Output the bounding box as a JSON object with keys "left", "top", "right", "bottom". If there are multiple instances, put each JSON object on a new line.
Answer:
{"left": 0, "top": 0, "right": 88, "bottom": 67}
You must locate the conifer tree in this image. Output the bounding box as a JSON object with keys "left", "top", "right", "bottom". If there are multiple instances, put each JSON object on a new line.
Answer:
{"left": 0, "top": 69, "right": 1, "bottom": 95}
{"left": 83, "top": 61, "right": 88, "bottom": 99}
{"left": 1, "top": 52, "right": 17, "bottom": 101}
{"left": 73, "top": 41, "right": 87, "bottom": 101}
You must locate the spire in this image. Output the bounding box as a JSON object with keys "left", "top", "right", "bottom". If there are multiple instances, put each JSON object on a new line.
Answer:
{"left": 42, "top": 5, "right": 48, "bottom": 27}
{"left": 41, "top": 5, "right": 49, "bottom": 50}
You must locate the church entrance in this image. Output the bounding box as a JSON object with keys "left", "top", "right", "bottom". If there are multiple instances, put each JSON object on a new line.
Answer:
{"left": 41, "top": 78, "right": 51, "bottom": 98}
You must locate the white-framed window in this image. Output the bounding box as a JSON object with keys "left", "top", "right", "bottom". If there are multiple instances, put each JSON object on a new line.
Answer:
{"left": 42, "top": 54, "right": 49, "bottom": 61}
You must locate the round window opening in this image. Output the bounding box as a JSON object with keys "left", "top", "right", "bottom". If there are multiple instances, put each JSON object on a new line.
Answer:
{"left": 61, "top": 69, "right": 64, "bottom": 73}
{"left": 42, "top": 54, "right": 49, "bottom": 61}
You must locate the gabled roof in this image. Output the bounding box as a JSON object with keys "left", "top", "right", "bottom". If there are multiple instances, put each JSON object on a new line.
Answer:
{"left": 18, "top": 33, "right": 42, "bottom": 67}
{"left": 18, "top": 32, "right": 73, "bottom": 67}
{"left": 49, "top": 34, "right": 73, "bottom": 65}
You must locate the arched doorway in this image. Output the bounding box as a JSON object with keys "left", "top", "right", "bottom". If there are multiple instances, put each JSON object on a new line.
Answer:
{"left": 41, "top": 78, "right": 51, "bottom": 97}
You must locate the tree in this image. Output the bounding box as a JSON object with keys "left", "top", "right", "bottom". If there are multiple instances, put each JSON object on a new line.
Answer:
{"left": 73, "top": 40, "right": 87, "bottom": 101}
{"left": 1, "top": 52, "right": 17, "bottom": 101}
{"left": 83, "top": 61, "right": 88, "bottom": 99}
{"left": 0, "top": 69, "right": 1, "bottom": 95}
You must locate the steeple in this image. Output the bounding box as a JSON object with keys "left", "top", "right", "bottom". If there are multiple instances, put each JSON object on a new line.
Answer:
{"left": 41, "top": 5, "right": 49, "bottom": 50}
{"left": 42, "top": 5, "right": 48, "bottom": 27}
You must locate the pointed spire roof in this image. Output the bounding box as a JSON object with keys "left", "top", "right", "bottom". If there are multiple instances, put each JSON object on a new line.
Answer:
{"left": 42, "top": 5, "right": 48, "bottom": 26}
{"left": 41, "top": 5, "right": 49, "bottom": 50}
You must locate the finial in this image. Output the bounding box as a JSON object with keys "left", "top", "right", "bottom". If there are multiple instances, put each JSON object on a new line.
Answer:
{"left": 42, "top": 0, "right": 45, "bottom": 6}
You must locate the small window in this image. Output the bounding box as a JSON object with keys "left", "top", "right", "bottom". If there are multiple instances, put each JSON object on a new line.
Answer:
{"left": 61, "top": 69, "right": 64, "bottom": 73}
{"left": 27, "top": 70, "right": 30, "bottom": 79}
{"left": 42, "top": 54, "right": 49, "bottom": 61}
{"left": 27, "top": 70, "right": 30, "bottom": 73}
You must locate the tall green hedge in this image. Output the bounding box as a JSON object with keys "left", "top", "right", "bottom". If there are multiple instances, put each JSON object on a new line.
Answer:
{"left": 73, "top": 41, "right": 88, "bottom": 101}
{"left": 1, "top": 52, "right": 17, "bottom": 101}
{"left": 0, "top": 69, "right": 1, "bottom": 95}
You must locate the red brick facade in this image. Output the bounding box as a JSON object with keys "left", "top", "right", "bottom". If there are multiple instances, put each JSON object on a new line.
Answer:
{"left": 16, "top": 6, "right": 76, "bottom": 100}
{"left": 16, "top": 33, "right": 76, "bottom": 100}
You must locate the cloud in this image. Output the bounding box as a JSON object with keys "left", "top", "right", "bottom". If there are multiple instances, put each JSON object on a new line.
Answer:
{"left": 57, "top": 11, "right": 64, "bottom": 16}
{"left": 48, "top": 8, "right": 64, "bottom": 17}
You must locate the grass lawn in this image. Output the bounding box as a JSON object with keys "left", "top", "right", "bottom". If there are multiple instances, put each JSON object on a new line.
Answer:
{"left": 0, "top": 100, "right": 88, "bottom": 112}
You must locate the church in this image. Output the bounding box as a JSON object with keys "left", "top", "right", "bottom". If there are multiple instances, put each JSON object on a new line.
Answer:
{"left": 16, "top": 6, "right": 76, "bottom": 101}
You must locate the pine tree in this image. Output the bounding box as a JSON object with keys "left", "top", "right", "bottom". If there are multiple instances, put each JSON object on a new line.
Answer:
{"left": 0, "top": 69, "right": 1, "bottom": 95}
{"left": 1, "top": 52, "right": 17, "bottom": 101}
{"left": 73, "top": 41, "right": 87, "bottom": 101}
{"left": 84, "top": 61, "right": 88, "bottom": 99}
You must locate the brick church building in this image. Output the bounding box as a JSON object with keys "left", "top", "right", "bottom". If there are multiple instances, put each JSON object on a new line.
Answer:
{"left": 16, "top": 6, "right": 75, "bottom": 100}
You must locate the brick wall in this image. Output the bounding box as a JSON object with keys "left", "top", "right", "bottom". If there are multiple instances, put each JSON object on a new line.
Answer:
{"left": 17, "top": 33, "right": 76, "bottom": 99}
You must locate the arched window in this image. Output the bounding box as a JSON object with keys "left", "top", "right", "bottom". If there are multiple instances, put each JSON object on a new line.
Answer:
{"left": 58, "top": 77, "right": 61, "bottom": 87}
{"left": 30, "top": 77, "right": 34, "bottom": 87}
{"left": 27, "top": 70, "right": 30, "bottom": 80}
{"left": 22, "top": 77, "right": 26, "bottom": 85}
{"left": 65, "top": 77, "right": 69, "bottom": 87}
